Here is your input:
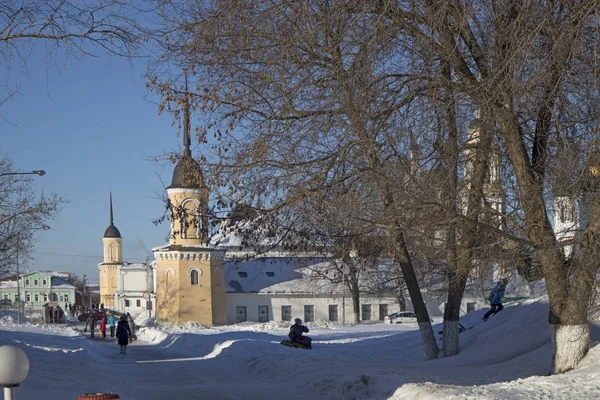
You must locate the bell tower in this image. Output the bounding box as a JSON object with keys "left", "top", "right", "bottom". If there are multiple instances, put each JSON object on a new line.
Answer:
{"left": 98, "top": 192, "right": 122, "bottom": 308}
{"left": 153, "top": 90, "right": 226, "bottom": 325}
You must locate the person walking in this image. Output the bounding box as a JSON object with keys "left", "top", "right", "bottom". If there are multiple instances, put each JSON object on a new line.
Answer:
{"left": 116, "top": 315, "right": 131, "bottom": 354}
{"left": 126, "top": 313, "right": 136, "bottom": 343}
{"left": 83, "top": 312, "right": 97, "bottom": 339}
{"left": 108, "top": 313, "right": 117, "bottom": 338}
{"left": 483, "top": 278, "right": 508, "bottom": 321}
{"left": 99, "top": 317, "right": 107, "bottom": 338}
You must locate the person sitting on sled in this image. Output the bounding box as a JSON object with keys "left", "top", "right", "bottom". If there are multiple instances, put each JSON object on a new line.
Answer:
{"left": 483, "top": 278, "right": 508, "bottom": 321}
{"left": 289, "top": 318, "right": 312, "bottom": 348}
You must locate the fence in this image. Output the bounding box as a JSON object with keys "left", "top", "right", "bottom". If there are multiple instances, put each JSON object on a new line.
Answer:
{"left": 0, "top": 304, "right": 58, "bottom": 324}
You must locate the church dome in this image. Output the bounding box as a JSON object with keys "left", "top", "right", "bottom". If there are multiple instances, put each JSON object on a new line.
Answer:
{"left": 103, "top": 224, "right": 122, "bottom": 238}
{"left": 167, "top": 154, "right": 206, "bottom": 189}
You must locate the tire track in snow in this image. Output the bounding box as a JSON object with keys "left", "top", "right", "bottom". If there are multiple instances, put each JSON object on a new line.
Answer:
{"left": 136, "top": 339, "right": 243, "bottom": 363}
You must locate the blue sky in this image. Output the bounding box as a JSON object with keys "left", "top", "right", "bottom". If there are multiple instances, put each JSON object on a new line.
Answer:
{"left": 2, "top": 47, "right": 189, "bottom": 282}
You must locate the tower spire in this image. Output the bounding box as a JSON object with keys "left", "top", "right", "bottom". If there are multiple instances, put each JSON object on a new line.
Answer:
{"left": 183, "top": 73, "right": 192, "bottom": 158}
{"left": 110, "top": 191, "right": 115, "bottom": 226}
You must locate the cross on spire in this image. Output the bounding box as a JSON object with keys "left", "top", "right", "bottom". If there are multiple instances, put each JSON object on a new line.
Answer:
{"left": 183, "top": 73, "right": 192, "bottom": 158}
{"left": 109, "top": 191, "right": 115, "bottom": 226}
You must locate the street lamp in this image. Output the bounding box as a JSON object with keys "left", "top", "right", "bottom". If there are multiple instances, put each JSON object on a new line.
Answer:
{"left": 0, "top": 346, "right": 30, "bottom": 400}
{"left": 0, "top": 170, "right": 45, "bottom": 177}
{"left": 14, "top": 224, "right": 49, "bottom": 325}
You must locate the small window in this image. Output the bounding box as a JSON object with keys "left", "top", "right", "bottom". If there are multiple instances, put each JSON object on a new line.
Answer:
{"left": 238, "top": 272, "right": 248, "bottom": 278}
{"left": 25, "top": 279, "right": 29, "bottom": 286}
{"left": 35, "top": 294, "right": 39, "bottom": 302}
{"left": 304, "top": 305, "right": 315, "bottom": 323}
{"left": 191, "top": 270, "right": 199, "bottom": 285}
{"left": 64, "top": 294, "right": 69, "bottom": 302}
{"left": 266, "top": 272, "right": 275, "bottom": 277}
{"left": 281, "top": 305, "right": 292, "bottom": 321}
{"left": 43, "top": 294, "right": 47, "bottom": 302}
{"left": 136, "top": 299, "right": 141, "bottom": 307}
{"left": 34, "top": 279, "right": 38, "bottom": 285}
{"left": 125, "top": 300, "right": 130, "bottom": 307}
{"left": 379, "top": 304, "right": 388, "bottom": 321}
{"left": 328, "top": 305, "right": 338, "bottom": 322}
{"left": 362, "top": 304, "right": 372, "bottom": 321}
{"left": 43, "top": 279, "right": 47, "bottom": 286}
{"left": 26, "top": 294, "right": 30, "bottom": 302}
{"left": 467, "top": 302, "right": 477, "bottom": 314}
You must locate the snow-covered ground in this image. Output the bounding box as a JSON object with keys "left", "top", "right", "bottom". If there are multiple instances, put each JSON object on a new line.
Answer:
{"left": 1, "top": 297, "right": 599, "bottom": 399}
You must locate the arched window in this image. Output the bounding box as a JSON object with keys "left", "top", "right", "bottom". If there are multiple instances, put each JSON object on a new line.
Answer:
{"left": 195, "top": 207, "right": 202, "bottom": 239}
{"left": 190, "top": 270, "right": 199, "bottom": 285}
{"left": 108, "top": 243, "right": 119, "bottom": 262}
{"left": 164, "top": 268, "right": 176, "bottom": 286}
{"left": 187, "top": 267, "right": 202, "bottom": 286}
{"left": 181, "top": 199, "right": 200, "bottom": 239}
{"left": 180, "top": 206, "right": 188, "bottom": 239}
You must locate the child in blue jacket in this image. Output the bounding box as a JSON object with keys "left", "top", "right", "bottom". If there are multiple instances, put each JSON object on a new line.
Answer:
{"left": 483, "top": 278, "right": 508, "bottom": 321}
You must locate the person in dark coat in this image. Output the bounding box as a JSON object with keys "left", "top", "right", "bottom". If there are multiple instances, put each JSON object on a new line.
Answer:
{"left": 116, "top": 315, "right": 131, "bottom": 354}
{"left": 483, "top": 278, "right": 508, "bottom": 321}
{"left": 289, "top": 318, "right": 312, "bottom": 348}
{"left": 84, "top": 312, "right": 97, "bottom": 339}
{"left": 126, "top": 313, "right": 136, "bottom": 343}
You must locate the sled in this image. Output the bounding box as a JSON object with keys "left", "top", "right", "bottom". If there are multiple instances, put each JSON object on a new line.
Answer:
{"left": 437, "top": 323, "right": 470, "bottom": 335}
{"left": 280, "top": 340, "right": 311, "bottom": 350}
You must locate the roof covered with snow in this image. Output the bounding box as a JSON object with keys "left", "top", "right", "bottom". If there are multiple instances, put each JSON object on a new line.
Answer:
{"left": 50, "top": 278, "right": 77, "bottom": 290}
{"left": 224, "top": 256, "right": 398, "bottom": 295}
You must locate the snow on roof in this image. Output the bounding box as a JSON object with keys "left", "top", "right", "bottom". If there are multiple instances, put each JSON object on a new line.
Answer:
{"left": 121, "top": 263, "right": 149, "bottom": 270}
{"left": 224, "top": 257, "right": 400, "bottom": 295}
{"left": 0, "top": 281, "right": 17, "bottom": 289}
{"left": 225, "top": 257, "right": 310, "bottom": 293}
{"left": 50, "top": 278, "right": 77, "bottom": 290}
{"left": 151, "top": 243, "right": 225, "bottom": 252}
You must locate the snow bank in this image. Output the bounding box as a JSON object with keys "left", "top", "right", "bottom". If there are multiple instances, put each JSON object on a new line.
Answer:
{"left": 1, "top": 295, "right": 600, "bottom": 399}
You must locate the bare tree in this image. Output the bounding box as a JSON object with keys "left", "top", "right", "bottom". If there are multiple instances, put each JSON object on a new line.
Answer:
{"left": 0, "top": 154, "right": 64, "bottom": 277}
{"left": 1, "top": 0, "right": 146, "bottom": 112}
{"left": 365, "top": 0, "right": 600, "bottom": 372}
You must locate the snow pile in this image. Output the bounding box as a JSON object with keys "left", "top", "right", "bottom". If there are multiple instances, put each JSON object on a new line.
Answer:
{"left": 136, "top": 327, "right": 169, "bottom": 344}
{"left": 134, "top": 314, "right": 156, "bottom": 327}
{"left": 0, "top": 315, "right": 16, "bottom": 325}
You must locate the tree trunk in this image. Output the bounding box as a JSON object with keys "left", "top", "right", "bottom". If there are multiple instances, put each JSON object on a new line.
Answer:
{"left": 347, "top": 263, "right": 361, "bottom": 324}
{"left": 494, "top": 106, "right": 594, "bottom": 373}
{"left": 352, "top": 290, "right": 360, "bottom": 324}
{"left": 393, "top": 262, "right": 406, "bottom": 311}
{"left": 441, "top": 68, "right": 492, "bottom": 357}
{"left": 392, "top": 225, "right": 439, "bottom": 360}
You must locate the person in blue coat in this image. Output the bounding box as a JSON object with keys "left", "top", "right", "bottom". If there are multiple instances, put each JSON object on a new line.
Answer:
{"left": 483, "top": 278, "right": 508, "bottom": 321}
{"left": 108, "top": 314, "right": 117, "bottom": 338}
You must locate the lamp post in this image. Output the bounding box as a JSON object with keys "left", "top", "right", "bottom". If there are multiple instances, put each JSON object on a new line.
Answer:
{"left": 1, "top": 169, "right": 46, "bottom": 325}
{"left": 0, "top": 170, "right": 45, "bottom": 177}
{"left": 0, "top": 346, "right": 30, "bottom": 400}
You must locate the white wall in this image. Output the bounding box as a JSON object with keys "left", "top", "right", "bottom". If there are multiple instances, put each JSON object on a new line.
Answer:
{"left": 225, "top": 292, "right": 490, "bottom": 324}
{"left": 226, "top": 293, "right": 405, "bottom": 324}
{"left": 121, "top": 270, "right": 150, "bottom": 292}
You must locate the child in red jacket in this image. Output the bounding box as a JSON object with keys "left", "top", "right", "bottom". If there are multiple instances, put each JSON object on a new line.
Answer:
{"left": 99, "top": 317, "right": 107, "bottom": 338}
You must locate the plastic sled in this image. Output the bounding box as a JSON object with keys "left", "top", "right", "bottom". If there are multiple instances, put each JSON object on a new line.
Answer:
{"left": 280, "top": 340, "right": 311, "bottom": 350}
